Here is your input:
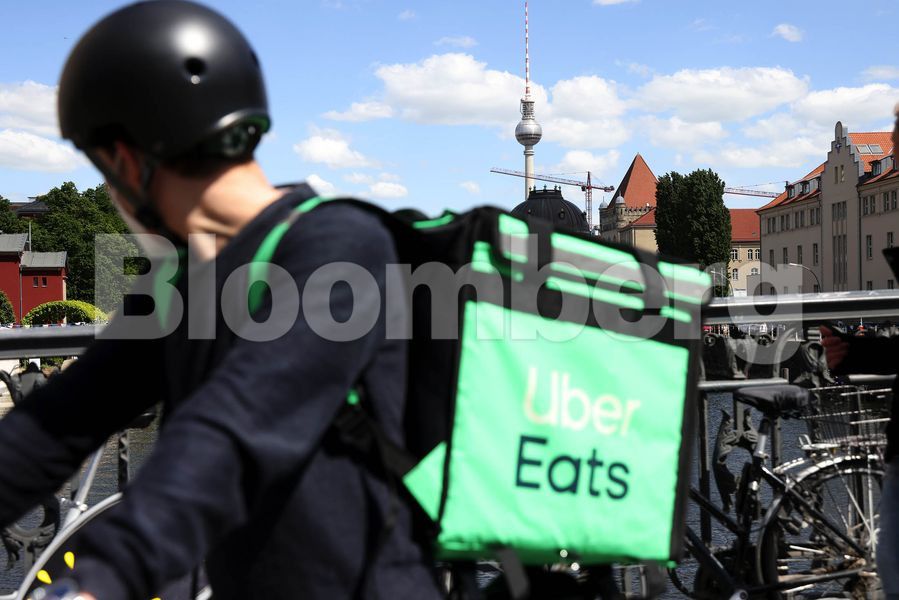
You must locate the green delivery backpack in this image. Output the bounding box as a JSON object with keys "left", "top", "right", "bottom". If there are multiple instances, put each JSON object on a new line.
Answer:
{"left": 250, "top": 195, "right": 711, "bottom": 576}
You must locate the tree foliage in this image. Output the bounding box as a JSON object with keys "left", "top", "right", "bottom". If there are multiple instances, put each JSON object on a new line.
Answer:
{"left": 22, "top": 300, "right": 107, "bottom": 326}
{"left": 654, "top": 169, "right": 731, "bottom": 294}
{"left": 29, "top": 182, "right": 133, "bottom": 304}
{"left": 0, "top": 290, "right": 14, "bottom": 325}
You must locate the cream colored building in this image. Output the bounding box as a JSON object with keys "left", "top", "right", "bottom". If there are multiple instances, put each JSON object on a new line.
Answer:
{"left": 758, "top": 122, "right": 899, "bottom": 293}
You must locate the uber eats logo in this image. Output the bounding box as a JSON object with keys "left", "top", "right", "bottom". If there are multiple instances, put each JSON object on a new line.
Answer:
{"left": 515, "top": 366, "right": 640, "bottom": 499}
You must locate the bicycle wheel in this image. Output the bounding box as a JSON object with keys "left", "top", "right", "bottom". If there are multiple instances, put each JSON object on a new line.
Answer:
{"left": 756, "top": 458, "right": 883, "bottom": 599}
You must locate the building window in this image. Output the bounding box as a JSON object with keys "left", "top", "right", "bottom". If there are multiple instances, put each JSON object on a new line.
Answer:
{"left": 813, "top": 284, "right": 820, "bottom": 293}
{"left": 863, "top": 196, "right": 870, "bottom": 215}
{"left": 800, "top": 211, "right": 805, "bottom": 227}
{"left": 813, "top": 243, "right": 819, "bottom": 266}
{"left": 834, "top": 166, "right": 839, "bottom": 184}
{"left": 783, "top": 248, "right": 788, "bottom": 264}
{"left": 730, "top": 248, "right": 739, "bottom": 261}
{"left": 889, "top": 232, "right": 894, "bottom": 248}
{"left": 784, "top": 286, "right": 789, "bottom": 294}
{"left": 797, "top": 245, "right": 803, "bottom": 264}
{"left": 889, "top": 279, "right": 895, "bottom": 290}
{"left": 32, "top": 277, "right": 38, "bottom": 288}
{"left": 866, "top": 234, "right": 873, "bottom": 259}
{"left": 769, "top": 249, "right": 775, "bottom": 265}
{"left": 41, "top": 277, "right": 47, "bottom": 287}
{"left": 840, "top": 165, "right": 845, "bottom": 182}
{"left": 731, "top": 268, "right": 739, "bottom": 281}
{"left": 867, "top": 281, "right": 874, "bottom": 291}
{"left": 885, "top": 193, "right": 891, "bottom": 212}
{"left": 750, "top": 267, "right": 759, "bottom": 276}
{"left": 780, "top": 214, "right": 785, "bottom": 230}
{"left": 892, "top": 191, "right": 897, "bottom": 210}
{"left": 754, "top": 249, "right": 761, "bottom": 260}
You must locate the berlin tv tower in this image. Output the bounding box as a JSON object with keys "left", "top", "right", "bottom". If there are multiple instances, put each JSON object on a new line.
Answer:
{"left": 515, "top": 1, "right": 542, "bottom": 200}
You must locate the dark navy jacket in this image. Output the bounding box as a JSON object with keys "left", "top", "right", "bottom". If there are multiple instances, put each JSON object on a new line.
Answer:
{"left": 0, "top": 187, "right": 441, "bottom": 599}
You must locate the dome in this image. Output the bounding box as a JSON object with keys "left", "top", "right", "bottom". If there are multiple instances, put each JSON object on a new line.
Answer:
{"left": 510, "top": 186, "right": 589, "bottom": 234}
{"left": 515, "top": 119, "right": 543, "bottom": 147}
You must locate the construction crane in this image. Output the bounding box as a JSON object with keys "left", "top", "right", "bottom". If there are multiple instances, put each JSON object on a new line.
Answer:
{"left": 490, "top": 167, "right": 614, "bottom": 228}
{"left": 723, "top": 186, "right": 781, "bottom": 198}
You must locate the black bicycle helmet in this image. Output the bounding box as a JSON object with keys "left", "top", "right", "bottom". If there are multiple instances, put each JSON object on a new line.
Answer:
{"left": 58, "top": 0, "right": 270, "bottom": 162}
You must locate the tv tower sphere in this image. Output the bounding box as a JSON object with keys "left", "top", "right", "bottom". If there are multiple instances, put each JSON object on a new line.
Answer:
{"left": 515, "top": 110, "right": 543, "bottom": 147}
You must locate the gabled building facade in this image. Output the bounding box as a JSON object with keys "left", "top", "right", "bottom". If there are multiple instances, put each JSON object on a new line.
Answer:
{"left": 599, "top": 154, "right": 657, "bottom": 243}
{"left": 757, "top": 122, "right": 899, "bottom": 293}
{"left": 0, "top": 234, "right": 67, "bottom": 322}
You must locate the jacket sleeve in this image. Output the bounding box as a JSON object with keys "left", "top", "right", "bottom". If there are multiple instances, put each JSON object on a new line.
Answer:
{"left": 834, "top": 335, "right": 899, "bottom": 376}
{"left": 0, "top": 335, "right": 163, "bottom": 526}
{"left": 71, "top": 205, "right": 399, "bottom": 599}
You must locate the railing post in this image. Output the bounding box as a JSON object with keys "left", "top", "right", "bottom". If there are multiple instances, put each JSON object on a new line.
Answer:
{"left": 698, "top": 389, "right": 712, "bottom": 544}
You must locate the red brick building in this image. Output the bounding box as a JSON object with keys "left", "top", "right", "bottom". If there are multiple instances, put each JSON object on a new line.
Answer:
{"left": 0, "top": 234, "right": 67, "bottom": 323}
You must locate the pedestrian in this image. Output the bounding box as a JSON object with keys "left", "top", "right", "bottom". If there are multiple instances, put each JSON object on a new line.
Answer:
{"left": 0, "top": 2, "right": 441, "bottom": 598}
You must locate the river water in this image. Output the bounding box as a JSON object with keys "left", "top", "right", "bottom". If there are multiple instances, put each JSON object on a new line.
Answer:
{"left": 0, "top": 394, "right": 856, "bottom": 597}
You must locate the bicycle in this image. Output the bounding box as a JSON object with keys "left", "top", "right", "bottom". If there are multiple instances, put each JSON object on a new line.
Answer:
{"left": 669, "top": 384, "right": 883, "bottom": 599}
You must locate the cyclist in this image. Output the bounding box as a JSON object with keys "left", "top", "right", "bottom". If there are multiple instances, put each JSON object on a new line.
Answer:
{"left": 0, "top": 1, "right": 441, "bottom": 598}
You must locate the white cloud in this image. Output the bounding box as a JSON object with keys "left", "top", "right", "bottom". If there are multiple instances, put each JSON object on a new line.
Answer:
{"left": 375, "top": 53, "right": 543, "bottom": 127}
{"left": 792, "top": 83, "right": 899, "bottom": 129}
{"left": 549, "top": 150, "right": 621, "bottom": 178}
{"left": 0, "top": 81, "right": 58, "bottom": 137}
{"left": 377, "top": 172, "right": 401, "bottom": 182}
{"left": 548, "top": 76, "right": 626, "bottom": 120}
{"left": 640, "top": 116, "right": 727, "bottom": 150}
{"left": 344, "top": 172, "right": 374, "bottom": 185}
{"left": 638, "top": 67, "right": 808, "bottom": 122}
{"left": 694, "top": 138, "right": 824, "bottom": 169}
{"left": 293, "top": 128, "right": 379, "bottom": 169}
{"left": 862, "top": 65, "right": 899, "bottom": 81}
{"left": 541, "top": 117, "right": 631, "bottom": 149}
{"left": 593, "top": 0, "right": 638, "bottom": 4}
{"left": 460, "top": 181, "right": 480, "bottom": 195}
{"left": 369, "top": 181, "right": 408, "bottom": 198}
{"left": 307, "top": 173, "right": 337, "bottom": 196}
{"left": 323, "top": 101, "right": 394, "bottom": 122}
{"left": 435, "top": 36, "right": 478, "bottom": 49}
{"left": 0, "top": 129, "right": 85, "bottom": 172}
{"left": 772, "top": 23, "right": 803, "bottom": 43}
{"left": 398, "top": 9, "right": 416, "bottom": 20}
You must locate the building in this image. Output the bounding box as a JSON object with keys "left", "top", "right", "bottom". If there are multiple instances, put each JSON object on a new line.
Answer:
{"left": 11, "top": 198, "right": 50, "bottom": 220}
{"left": 757, "top": 122, "right": 899, "bottom": 293}
{"left": 511, "top": 186, "right": 589, "bottom": 234}
{"left": 728, "top": 209, "right": 762, "bottom": 296}
{"left": 0, "top": 234, "right": 67, "bottom": 322}
{"left": 599, "top": 154, "right": 657, "bottom": 243}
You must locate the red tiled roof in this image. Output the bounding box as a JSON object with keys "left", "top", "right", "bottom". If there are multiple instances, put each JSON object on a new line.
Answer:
{"left": 625, "top": 207, "right": 655, "bottom": 227}
{"left": 757, "top": 163, "right": 825, "bottom": 212}
{"left": 860, "top": 165, "right": 899, "bottom": 187}
{"left": 849, "top": 132, "right": 894, "bottom": 172}
{"left": 730, "top": 209, "right": 760, "bottom": 243}
{"left": 612, "top": 154, "right": 658, "bottom": 209}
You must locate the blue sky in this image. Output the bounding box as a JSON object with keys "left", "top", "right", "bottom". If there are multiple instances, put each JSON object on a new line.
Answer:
{"left": 1, "top": 0, "right": 898, "bottom": 219}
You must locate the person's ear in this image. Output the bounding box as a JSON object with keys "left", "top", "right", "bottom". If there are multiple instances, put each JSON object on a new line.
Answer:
{"left": 111, "top": 140, "right": 143, "bottom": 190}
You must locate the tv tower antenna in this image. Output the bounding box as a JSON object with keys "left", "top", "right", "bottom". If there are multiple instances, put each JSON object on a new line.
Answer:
{"left": 515, "top": 1, "right": 542, "bottom": 200}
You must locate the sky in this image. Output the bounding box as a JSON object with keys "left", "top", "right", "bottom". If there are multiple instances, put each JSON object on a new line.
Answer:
{"left": 1, "top": 0, "right": 898, "bottom": 219}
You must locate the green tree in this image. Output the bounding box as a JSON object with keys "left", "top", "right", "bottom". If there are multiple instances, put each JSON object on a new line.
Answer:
{"left": 0, "top": 290, "right": 14, "bottom": 324}
{"left": 0, "top": 196, "right": 25, "bottom": 235}
{"left": 654, "top": 169, "right": 731, "bottom": 295}
{"left": 22, "top": 300, "right": 107, "bottom": 326}
{"left": 30, "top": 182, "right": 133, "bottom": 304}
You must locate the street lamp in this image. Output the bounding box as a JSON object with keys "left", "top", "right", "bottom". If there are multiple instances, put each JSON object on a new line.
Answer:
{"left": 787, "top": 263, "right": 821, "bottom": 293}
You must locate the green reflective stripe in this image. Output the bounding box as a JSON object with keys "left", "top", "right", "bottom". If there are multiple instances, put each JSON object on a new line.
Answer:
{"left": 403, "top": 441, "right": 446, "bottom": 521}
{"left": 498, "top": 213, "right": 529, "bottom": 235}
{"left": 347, "top": 389, "right": 360, "bottom": 405}
{"left": 665, "top": 290, "right": 704, "bottom": 306}
{"left": 472, "top": 241, "right": 523, "bottom": 281}
{"left": 551, "top": 261, "right": 644, "bottom": 292}
{"left": 247, "top": 196, "right": 324, "bottom": 314}
{"left": 551, "top": 232, "right": 640, "bottom": 271}
{"left": 412, "top": 212, "right": 455, "bottom": 229}
{"left": 155, "top": 248, "right": 186, "bottom": 328}
{"left": 545, "top": 276, "right": 645, "bottom": 310}
{"left": 661, "top": 305, "right": 692, "bottom": 323}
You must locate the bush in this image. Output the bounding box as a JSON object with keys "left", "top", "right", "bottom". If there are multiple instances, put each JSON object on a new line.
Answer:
{"left": 0, "top": 290, "right": 14, "bottom": 325}
{"left": 22, "top": 300, "right": 107, "bottom": 326}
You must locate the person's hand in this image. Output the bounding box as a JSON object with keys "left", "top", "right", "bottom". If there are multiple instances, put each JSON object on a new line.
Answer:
{"left": 820, "top": 325, "right": 849, "bottom": 370}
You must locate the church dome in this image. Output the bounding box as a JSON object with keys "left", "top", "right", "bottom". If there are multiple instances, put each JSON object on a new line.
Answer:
{"left": 510, "top": 186, "right": 589, "bottom": 234}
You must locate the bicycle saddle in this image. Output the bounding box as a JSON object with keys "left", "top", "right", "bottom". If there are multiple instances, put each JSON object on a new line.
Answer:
{"left": 733, "top": 385, "right": 810, "bottom": 418}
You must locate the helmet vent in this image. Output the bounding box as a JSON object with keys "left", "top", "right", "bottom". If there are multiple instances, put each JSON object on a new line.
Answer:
{"left": 184, "top": 57, "right": 206, "bottom": 84}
